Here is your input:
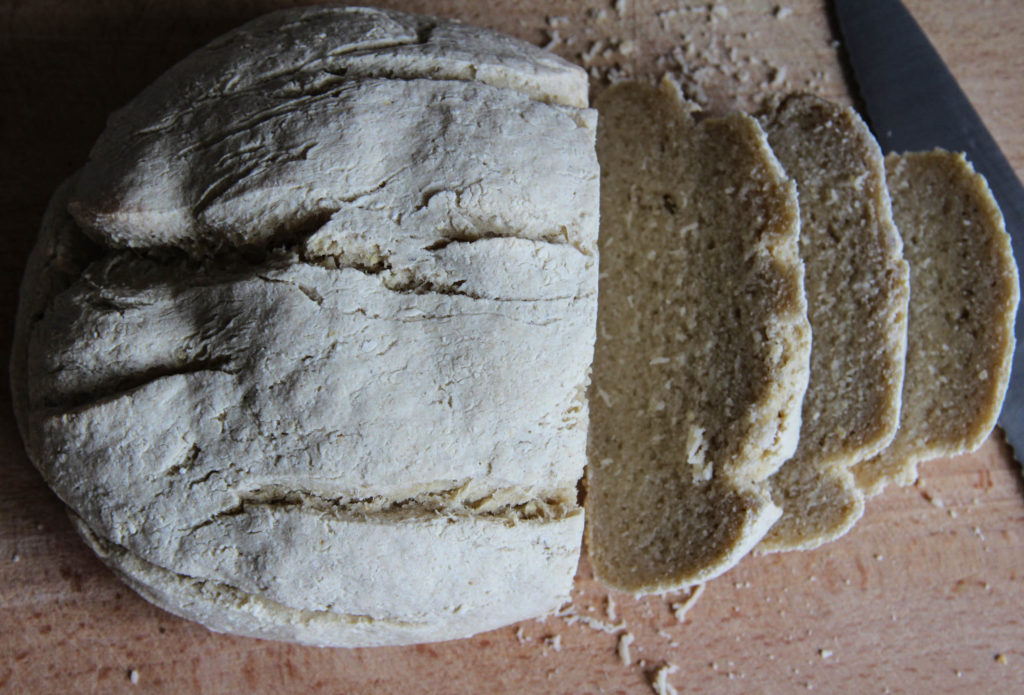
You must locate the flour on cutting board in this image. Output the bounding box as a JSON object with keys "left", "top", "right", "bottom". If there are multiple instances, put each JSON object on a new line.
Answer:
{"left": 517, "top": 579, "right": 705, "bottom": 690}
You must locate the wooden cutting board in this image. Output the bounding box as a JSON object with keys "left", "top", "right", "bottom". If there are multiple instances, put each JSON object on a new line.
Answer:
{"left": 2, "top": 1, "right": 1023, "bottom": 693}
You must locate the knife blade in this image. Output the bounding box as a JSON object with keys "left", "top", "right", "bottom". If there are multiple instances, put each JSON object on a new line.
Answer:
{"left": 833, "top": 0, "right": 1024, "bottom": 461}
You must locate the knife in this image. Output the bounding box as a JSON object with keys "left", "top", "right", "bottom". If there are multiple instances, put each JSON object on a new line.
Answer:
{"left": 832, "top": 0, "right": 1024, "bottom": 461}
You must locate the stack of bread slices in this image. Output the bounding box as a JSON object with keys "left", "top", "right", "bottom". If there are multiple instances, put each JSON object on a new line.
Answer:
{"left": 587, "top": 78, "right": 1018, "bottom": 593}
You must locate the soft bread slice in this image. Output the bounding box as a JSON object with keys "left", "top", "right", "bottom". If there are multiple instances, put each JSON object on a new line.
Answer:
{"left": 758, "top": 95, "right": 910, "bottom": 552}
{"left": 854, "top": 150, "right": 1018, "bottom": 494}
{"left": 587, "top": 80, "right": 810, "bottom": 593}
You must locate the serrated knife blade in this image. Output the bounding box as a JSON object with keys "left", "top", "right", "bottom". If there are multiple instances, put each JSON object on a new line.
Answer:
{"left": 833, "top": 0, "right": 1024, "bottom": 462}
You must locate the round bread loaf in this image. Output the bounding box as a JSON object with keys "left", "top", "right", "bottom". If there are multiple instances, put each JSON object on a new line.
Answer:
{"left": 11, "top": 6, "right": 599, "bottom": 647}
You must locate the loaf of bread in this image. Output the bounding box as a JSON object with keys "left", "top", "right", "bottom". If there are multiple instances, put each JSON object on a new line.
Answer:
{"left": 854, "top": 150, "right": 1018, "bottom": 493}
{"left": 758, "top": 94, "right": 910, "bottom": 552}
{"left": 11, "top": 6, "right": 599, "bottom": 647}
{"left": 586, "top": 80, "right": 811, "bottom": 592}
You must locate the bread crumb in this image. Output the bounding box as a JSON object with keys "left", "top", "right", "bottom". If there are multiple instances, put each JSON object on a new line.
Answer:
{"left": 647, "top": 662, "right": 679, "bottom": 695}
{"left": 554, "top": 605, "right": 625, "bottom": 634}
{"left": 543, "top": 634, "right": 562, "bottom": 652}
{"left": 671, "top": 583, "right": 705, "bottom": 623}
{"left": 582, "top": 39, "right": 606, "bottom": 64}
{"left": 606, "top": 595, "right": 617, "bottom": 621}
{"left": 774, "top": 6, "right": 793, "bottom": 19}
{"left": 995, "top": 653, "right": 1008, "bottom": 664}
{"left": 127, "top": 669, "right": 139, "bottom": 685}
{"left": 819, "top": 648, "right": 833, "bottom": 659}
{"left": 516, "top": 626, "right": 528, "bottom": 644}
{"left": 920, "top": 489, "right": 945, "bottom": 508}
{"left": 617, "top": 632, "right": 635, "bottom": 665}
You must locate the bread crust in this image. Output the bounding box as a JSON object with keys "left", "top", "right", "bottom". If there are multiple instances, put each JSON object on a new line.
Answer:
{"left": 11, "top": 6, "right": 598, "bottom": 646}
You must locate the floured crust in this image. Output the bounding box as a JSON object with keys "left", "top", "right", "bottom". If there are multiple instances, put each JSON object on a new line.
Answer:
{"left": 70, "top": 509, "right": 584, "bottom": 648}
{"left": 855, "top": 150, "right": 1018, "bottom": 493}
{"left": 586, "top": 80, "right": 809, "bottom": 593}
{"left": 12, "top": 7, "right": 598, "bottom": 647}
{"left": 69, "top": 6, "right": 593, "bottom": 253}
{"left": 758, "top": 94, "right": 909, "bottom": 552}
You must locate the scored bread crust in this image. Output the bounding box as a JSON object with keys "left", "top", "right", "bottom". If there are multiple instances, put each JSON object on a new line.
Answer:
{"left": 854, "top": 150, "right": 1019, "bottom": 493}
{"left": 586, "top": 80, "right": 810, "bottom": 593}
{"left": 70, "top": 7, "right": 597, "bottom": 256}
{"left": 12, "top": 6, "right": 599, "bottom": 646}
{"left": 758, "top": 94, "right": 910, "bottom": 552}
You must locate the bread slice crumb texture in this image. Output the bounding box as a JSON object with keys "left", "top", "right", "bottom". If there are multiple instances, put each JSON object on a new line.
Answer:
{"left": 759, "top": 94, "right": 910, "bottom": 552}
{"left": 586, "top": 80, "right": 810, "bottom": 593}
{"left": 854, "top": 150, "right": 1018, "bottom": 494}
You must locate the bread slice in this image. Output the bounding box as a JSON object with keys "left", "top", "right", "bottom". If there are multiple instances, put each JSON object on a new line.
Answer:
{"left": 586, "top": 80, "right": 811, "bottom": 593}
{"left": 854, "top": 150, "right": 1018, "bottom": 494}
{"left": 758, "top": 95, "right": 910, "bottom": 552}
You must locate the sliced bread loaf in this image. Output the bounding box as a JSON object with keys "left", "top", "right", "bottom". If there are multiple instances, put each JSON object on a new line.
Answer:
{"left": 758, "top": 94, "right": 910, "bottom": 551}
{"left": 587, "top": 80, "right": 811, "bottom": 592}
{"left": 854, "top": 150, "right": 1018, "bottom": 494}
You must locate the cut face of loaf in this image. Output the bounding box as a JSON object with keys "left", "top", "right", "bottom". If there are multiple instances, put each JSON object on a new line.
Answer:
{"left": 11, "top": 6, "right": 599, "bottom": 647}
{"left": 587, "top": 81, "right": 811, "bottom": 593}
{"left": 854, "top": 150, "right": 1018, "bottom": 493}
{"left": 758, "top": 94, "right": 910, "bottom": 552}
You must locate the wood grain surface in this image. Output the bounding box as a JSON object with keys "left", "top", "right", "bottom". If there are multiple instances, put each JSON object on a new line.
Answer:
{"left": 2, "top": 1, "right": 1023, "bottom": 693}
